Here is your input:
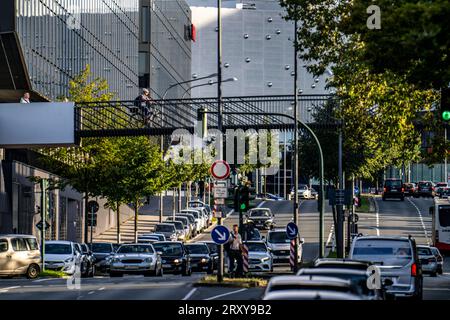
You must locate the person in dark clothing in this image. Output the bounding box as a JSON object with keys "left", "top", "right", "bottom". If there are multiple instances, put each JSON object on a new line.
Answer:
{"left": 134, "top": 88, "right": 154, "bottom": 122}
{"left": 227, "top": 224, "right": 243, "bottom": 277}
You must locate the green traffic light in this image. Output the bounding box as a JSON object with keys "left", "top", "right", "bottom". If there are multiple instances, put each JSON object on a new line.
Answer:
{"left": 240, "top": 203, "right": 246, "bottom": 210}
{"left": 443, "top": 111, "right": 450, "bottom": 121}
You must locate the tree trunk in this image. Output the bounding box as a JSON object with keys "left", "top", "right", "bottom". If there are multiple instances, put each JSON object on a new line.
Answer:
{"left": 84, "top": 193, "right": 89, "bottom": 244}
{"left": 172, "top": 188, "right": 176, "bottom": 215}
{"left": 116, "top": 203, "right": 121, "bottom": 244}
{"left": 178, "top": 184, "right": 182, "bottom": 211}
{"left": 134, "top": 198, "right": 139, "bottom": 243}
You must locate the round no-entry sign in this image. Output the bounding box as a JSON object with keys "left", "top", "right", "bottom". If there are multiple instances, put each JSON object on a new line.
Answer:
{"left": 210, "top": 160, "right": 230, "bottom": 180}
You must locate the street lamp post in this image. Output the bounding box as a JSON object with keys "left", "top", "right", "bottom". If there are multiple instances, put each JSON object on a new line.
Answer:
{"left": 181, "top": 78, "right": 237, "bottom": 99}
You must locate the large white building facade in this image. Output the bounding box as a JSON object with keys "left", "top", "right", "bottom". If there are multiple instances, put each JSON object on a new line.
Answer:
{"left": 187, "top": 0, "right": 331, "bottom": 97}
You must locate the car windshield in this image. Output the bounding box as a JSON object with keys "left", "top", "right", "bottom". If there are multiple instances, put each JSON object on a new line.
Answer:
{"left": 185, "top": 245, "right": 209, "bottom": 254}
{"left": 45, "top": 243, "right": 72, "bottom": 255}
{"left": 438, "top": 207, "right": 450, "bottom": 227}
{"left": 183, "top": 211, "right": 199, "bottom": 218}
{"left": 419, "top": 182, "right": 432, "bottom": 187}
{"left": 205, "top": 243, "right": 218, "bottom": 254}
{"left": 155, "top": 224, "right": 175, "bottom": 232}
{"left": 250, "top": 210, "right": 270, "bottom": 217}
{"left": 246, "top": 228, "right": 261, "bottom": 240}
{"left": 117, "top": 245, "right": 154, "bottom": 254}
{"left": 385, "top": 180, "right": 401, "bottom": 187}
{"left": 352, "top": 239, "right": 412, "bottom": 267}
{"left": 152, "top": 243, "right": 183, "bottom": 256}
{"left": 246, "top": 243, "right": 267, "bottom": 252}
{"left": 268, "top": 232, "right": 290, "bottom": 244}
{"left": 417, "top": 247, "right": 432, "bottom": 255}
{"left": 302, "top": 272, "right": 370, "bottom": 295}
{"left": 91, "top": 243, "right": 113, "bottom": 253}
{"left": 169, "top": 222, "right": 183, "bottom": 230}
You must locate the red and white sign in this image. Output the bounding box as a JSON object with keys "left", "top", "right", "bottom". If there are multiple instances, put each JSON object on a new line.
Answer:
{"left": 210, "top": 160, "right": 230, "bottom": 180}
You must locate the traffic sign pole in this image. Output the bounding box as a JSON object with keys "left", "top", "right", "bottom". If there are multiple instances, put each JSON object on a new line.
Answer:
{"left": 212, "top": 225, "right": 229, "bottom": 283}
{"left": 90, "top": 206, "right": 94, "bottom": 245}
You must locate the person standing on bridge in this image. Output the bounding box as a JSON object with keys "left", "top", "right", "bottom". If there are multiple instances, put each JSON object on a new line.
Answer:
{"left": 228, "top": 224, "right": 243, "bottom": 277}
{"left": 20, "top": 92, "right": 31, "bottom": 103}
{"left": 134, "top": 88, "right": 154, "bottom": 123}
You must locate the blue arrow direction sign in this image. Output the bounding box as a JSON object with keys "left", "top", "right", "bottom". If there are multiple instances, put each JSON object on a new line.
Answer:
{"left": 286, "top": 222, "right": 298, "bottom": 239}
{"left": 211, "top": 225, "right": 230, "bottom": 245}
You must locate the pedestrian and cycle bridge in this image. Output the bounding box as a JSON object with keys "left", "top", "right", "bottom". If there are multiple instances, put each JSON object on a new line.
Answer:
{"left": 0, "top": 95, "right": 338, "bottom": 147}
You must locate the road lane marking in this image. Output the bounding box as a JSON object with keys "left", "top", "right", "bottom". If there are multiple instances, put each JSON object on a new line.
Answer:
{"left": 424, "top": 288, "right": 450, "bottom": 291}
{"left": 33, "top": 278, "right": 55, "bottom": 283}
{"left": 374, "top": 198, "right": 380, "bottom": 236}
{"left": 406, "top": 198, "right": 431, "bottom": 245}
{"left": 326, "top": 224, "right": 334, "bottom": 247}
{"left": 1, "top": 286, "right": 20, "bottom": 290}
{"left": 204, "top": 288, "right": 247, "bottom": 300}
{"left": 98, "top": 287, "right": 105, "bottom": 291}
{"left": 182, "top": 288, "right": 197, "bottom": 300}
{"left": 88, "top": 291, "right": 95, "bottom": 295}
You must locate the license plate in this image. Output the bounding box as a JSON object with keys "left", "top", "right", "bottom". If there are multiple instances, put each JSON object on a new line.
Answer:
{"left": 163, "top": 264, "right": 171, "bottom": 268}
{"left": 125, "top": 265, "right": 138, "bottom": 269}
{"left": 249, "top": 265, "right": 256, "bottom": 269}
{"left": 391, "top": 189, "right": 397, "bottom": 191}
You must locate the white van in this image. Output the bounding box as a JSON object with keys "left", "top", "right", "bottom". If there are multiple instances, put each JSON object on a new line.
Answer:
{"left": 0, "top": 234, "right": 41, "bottom": 279}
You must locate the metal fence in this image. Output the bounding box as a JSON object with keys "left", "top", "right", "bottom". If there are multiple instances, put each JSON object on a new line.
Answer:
{"left": 75, "top": 94, "right": 339, "bottom": 138}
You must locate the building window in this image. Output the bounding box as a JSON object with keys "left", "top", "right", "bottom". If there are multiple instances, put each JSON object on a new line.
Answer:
{"left": 141, "top": 6, "right": 150, "bottom": 43}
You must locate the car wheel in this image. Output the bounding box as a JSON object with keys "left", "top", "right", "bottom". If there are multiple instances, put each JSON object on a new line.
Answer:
{"left": 26, "top": 264, "right": 40, "bottom": 279}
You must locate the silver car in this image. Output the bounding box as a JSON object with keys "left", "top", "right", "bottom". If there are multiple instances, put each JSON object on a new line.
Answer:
{"left": 0, "top": 234, "right": 41, "bottom": 279}
{"left": 350, "top": 235, "right": 423, "bottom": 300}
{"left": 263, "top": 290, "right": 363, "bottom": 300}
{"left": 265, "top": 229, "right": 303, "bottom": 265}
{"left": 154, "top": 223, "right": 178, "bottom": 241}
{"left": 45, "top": 241, "right": 82, "bottom": 275}
{"left": 430, "top": 246, "right": 444, "bottom": 275}
{"left": 109, "top": 244, "right": 163, "bottom": 277}
{"left": 417, "top": 245, "right": 438, "bottom": 277}
{"left": 245, "top": 241, "right": 273, "bottom": 272}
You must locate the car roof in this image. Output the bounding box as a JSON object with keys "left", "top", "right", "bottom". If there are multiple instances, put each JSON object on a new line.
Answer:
{"left": 154, "top": 241, "right": 183, "bottom": 245}
{"left": 244, "top": 240, "right": 266, "bottom": 244}
{"left": 155, "top": 223, "right": 176, "bottom": 226}
{"left": 263, "top": 290, "right": 362, "bottom": 300}
{"left": 0, "top": 234, "right": 37, "bottom": 239}
{"left": 268, "top": 228, "right": 287, "bottom": 233}
{"left": 353, "top": 235, "right": 412, "bottom": 242}
{"left": 46, "top": 240, "right": 73, "bottom": 245}
{"left": 298, "top": 268, "right": 367, "bottom": 276}
{"left": 313, "top": 258, "right": 372, "bottom": 269}
{"left": 268, "top": 275, "right": 351, "bottom": 288}
{"left": 185, "top": 242, "right": 207, "bottom": 246}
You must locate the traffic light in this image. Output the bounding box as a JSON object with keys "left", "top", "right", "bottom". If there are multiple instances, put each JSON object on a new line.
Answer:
{"left": 440, "top": 88, "right": 450, "bottom": 121}
{"left": 239, "top": 185, "right": 250, "bottom": 213}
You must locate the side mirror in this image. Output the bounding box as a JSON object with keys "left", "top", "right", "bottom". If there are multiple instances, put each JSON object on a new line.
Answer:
{"left": 156, "top": 251, "right": 163, "bottom": 255}
{"left": 300, "top": 238, "right": 305, "bottom": 244}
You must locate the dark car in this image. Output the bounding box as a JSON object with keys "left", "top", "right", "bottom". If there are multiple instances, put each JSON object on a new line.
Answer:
{"left": 403, "top": 183, "right": 416, "bottom": 197}
{"left": 152, "top": 241, "right": 192, "bottom": 276}
{"left": 184, "top": 243, "right": 214, "bottom": 274}
{"left": 89, "top": 242, "right": 115, "bottom": 273}
{"left": 203, "top": 241, "right": 219, "bottom": 270}
{"left": 80, "top": 243, "right": 96, "bottom": 277}
{"left": 436, "top": 187, "right": 450, "bottom": 198}
{"left": 312, "top": 258, "right": 373, "bottom": 271}
{"left": 382, "top": 178, "right": 404, "bottom": 201}
{"left": 416, "top": 181, "right": 435, "bottom": 198}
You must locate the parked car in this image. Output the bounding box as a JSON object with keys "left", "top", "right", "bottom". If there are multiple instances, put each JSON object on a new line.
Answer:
{"left": 417, "top": 245, "right": 438, "bottom": 277}
{"left": 188, "top": 201, "right": 212, "bottom": 225}
{"left": 137, "top": 235, "right": 158, "bottom": 244}
{"left": 290, "top": 184, "right": 312, "bottom": 199}
{"left": 89, "top": 242, "right": 115, "bottom": 273}
{"left": 154, "top": 223, "right": 178, "bottom": 242}
{"left": 349, "top": 235, "right": 423, "bottom": 300}
{"left": 245, "top": 208, "right": 275, "bottom": 230}
{"left": 184, "top": 243, "right": 214, "bottom": 274}
{"left": 435, "top": 182, "right": 448, "bottom": 188}
{"left": 166, "top": 216, "right": 191, "bottom": 239}
{"left": 436, "top": 186, "right": 450, "bottom": 198}
{"left": 403, "top": 183, "right": 416, "bottom": 197}
{"left": 297, "top": 267, "right": 387, "bottom": 300}
{"left": 109, "top": 244, "right": 163, "bottom": 277}
{"left": 180, "top": 209, "right": 205, "bottom": 233}
{"left": 382, "top": 178, "right": 404, "bottom": 201}
{"left": 245, "top": 241, "right": 273, "bottom": 273}
{"left": 152, "top": 241, "right": 192, "bottom": 276}
{"left": 430, "top": 246, "right": 444, "bottom": 275}
{"left": 0, "top": 234, "right": 41, "bottom": 279}
{"left": 79, "top": 243, "right": 96, "bottom": 277}
{"left": 165, "top": 220, "right": 187, "bottom": 241}
{"left": 416, "top": 181, "right": 435, "bottom": 198}
{"left": 265, "top": 228, "right": 303, "bottom": 265}
{"left": 263, "top": 290, "right": 363, "bottom": 300}
{"left": 176, "top": 213, "right": 197, "bottom": 237}
{"left": 45, "top": 241, "right": 82, "bottom": 275}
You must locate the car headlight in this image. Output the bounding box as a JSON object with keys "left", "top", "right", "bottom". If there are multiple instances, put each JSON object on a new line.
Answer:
{"left": 174, "top": 259, "right": 180, "bottom": 264}
{"left": 201, "top": 258, "right": 207, "bottom": 263}
{"left": 144, "top": 257, "right": 153, "bottom": 263}
{"left": 64, "top": 257, "right": 74, "bottom": 263}
{"left": 261, "top": 257, "right": 270, "bottom": 262}
{"left": 111, "top": 257, "right": 120, "bottom": 263}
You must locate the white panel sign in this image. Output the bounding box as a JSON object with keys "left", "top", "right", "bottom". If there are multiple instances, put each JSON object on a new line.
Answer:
{"left": 0, "top": 102, "right": 75, "bottom": 147}
{"left": 214, "top": 187, "right": 228, "bottom": 198}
